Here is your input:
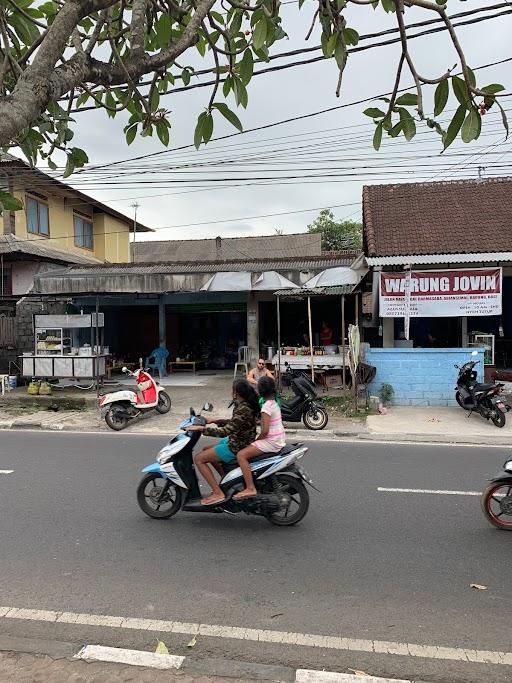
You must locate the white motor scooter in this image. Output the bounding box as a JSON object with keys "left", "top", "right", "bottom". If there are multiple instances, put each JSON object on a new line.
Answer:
{"left": 100, "top": 367, "right": 171, "bottom": 431}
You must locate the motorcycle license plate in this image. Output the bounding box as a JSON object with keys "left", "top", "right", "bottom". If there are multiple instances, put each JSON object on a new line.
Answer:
{"left": 496, "top": 402, "right": 505, "bottom": 410}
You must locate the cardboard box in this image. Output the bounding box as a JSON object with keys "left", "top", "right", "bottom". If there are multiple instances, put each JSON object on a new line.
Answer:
{"left": 325, "top": 372, "right": 343, "bottom": 387}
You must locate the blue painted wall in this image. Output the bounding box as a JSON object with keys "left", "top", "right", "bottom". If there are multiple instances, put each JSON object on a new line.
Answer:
{"left": 365, "top": 347, "right": 486, "bottom": 406}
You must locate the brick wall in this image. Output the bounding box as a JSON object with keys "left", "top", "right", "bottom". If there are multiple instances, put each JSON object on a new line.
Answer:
{"left": 365, "top": 347, "right": 486, "bottom": 406}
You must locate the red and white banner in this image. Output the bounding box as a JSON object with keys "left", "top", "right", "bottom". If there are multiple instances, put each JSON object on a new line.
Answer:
{"left": 380, "top": 268, "right": 502, "bottom": 318}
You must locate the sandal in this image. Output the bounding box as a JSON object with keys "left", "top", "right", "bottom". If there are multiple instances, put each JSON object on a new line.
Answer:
{"left": 201, "top": 495, "right": 226, "bottom": 506}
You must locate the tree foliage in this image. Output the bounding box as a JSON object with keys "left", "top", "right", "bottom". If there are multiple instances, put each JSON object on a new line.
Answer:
{"left": 0, "top": 0, "right": 508, "bottom": 212}
{"left": 307, "top": 209, "right": 362, "bottom": 251}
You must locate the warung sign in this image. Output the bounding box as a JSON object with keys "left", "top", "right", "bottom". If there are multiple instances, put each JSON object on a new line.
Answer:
{"left": 380, "top": 268, "right": 502, "bottom": 318}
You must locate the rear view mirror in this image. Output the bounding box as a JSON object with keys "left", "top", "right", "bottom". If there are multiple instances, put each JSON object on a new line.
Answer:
{"left": 190, "top": 407, "right": 196, "bottom": 416}
{"left": 203, "top": 402, "right": 213, "bottom": 412}
{"left": 122, "top": 366, "right": 128, "bottom": 373}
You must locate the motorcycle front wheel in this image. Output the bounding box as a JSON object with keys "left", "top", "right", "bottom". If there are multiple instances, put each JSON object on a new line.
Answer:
{"left": 455, "top": 391, "right": 470, "bottom": 410}
{"left": 303, "top": 406, "right": 328, "bottom": 430}
{"left": 155, "top": 391, "right": 171, "bottom": 414}
{"left": 491, "top": 408, "right": 506, "bottom": 428}
{"left": 481, "top": 480, "right": 512, "bottom": 530}
{"left": 267, "top": 474, "right": 309, "bottom": 526}
{"left": 105, "top": 408, "right": 129, "bottom": 431}
{"left": 137, "top": 473, "right": 183, "bottom": 519}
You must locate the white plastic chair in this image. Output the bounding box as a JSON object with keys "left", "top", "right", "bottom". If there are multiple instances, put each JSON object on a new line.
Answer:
{"left": 234, "top": 346, "right": 251, "bottom": 378}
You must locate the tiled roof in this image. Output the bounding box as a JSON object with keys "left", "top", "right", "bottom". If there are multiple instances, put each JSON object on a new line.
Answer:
{"left": 0, "top": 234, "right": 103, "bottom": 265}
{"left": 363, "top": 177, "right": 512, "bottom": 258}
{"left": 131, "top": 233, "right": 322, "bottom": 262}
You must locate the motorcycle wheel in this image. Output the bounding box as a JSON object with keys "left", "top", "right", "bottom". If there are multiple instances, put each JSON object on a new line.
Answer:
{"left": 137, "top": 473, "right": 182, "bottom": 519}
{"left": 155, "top": 391, "right": 171, "bottom": 414}
{"left": 105, "top": 408, "right": 129, "bottom": 431}
{"left": 491, "top": 408, "right": 506, "bottom": 428}
{"left": 267, "top": 474, "right": 309, "bottom": 526}
{"left": 481, "top": 480, "right": 512, "bottom": 530}
{"left": 455, "top": 391, "right": 470, "bottom": 411}
{"left": 303, "top": 406, "right": 328, "bottom": 430}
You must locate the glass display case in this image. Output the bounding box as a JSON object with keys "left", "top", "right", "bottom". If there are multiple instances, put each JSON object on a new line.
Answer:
{"left": 472, "top": 333, "right": 495, "bottom": 365}
{"left": 35, "top": 328, "right": 71, "bottom": 355}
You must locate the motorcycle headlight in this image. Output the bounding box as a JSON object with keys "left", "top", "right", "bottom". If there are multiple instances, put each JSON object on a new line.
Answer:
{"left": 503, "top": 460, "right": 512, "bottom": 472}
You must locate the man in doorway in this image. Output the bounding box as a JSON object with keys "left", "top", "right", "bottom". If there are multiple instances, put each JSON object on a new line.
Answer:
{"left": 320, "top": 321, "right": 333, "bottom": 347}
{"left": 247, "top": 358, "right": 274, "bottom": 387}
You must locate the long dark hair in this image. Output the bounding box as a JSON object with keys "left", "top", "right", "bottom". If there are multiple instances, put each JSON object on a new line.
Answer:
{"left": 233, "top": 379, "right": 261, "bottom": 416}
{"left": 258, "top": 376, "right": 276, "bottom": 400}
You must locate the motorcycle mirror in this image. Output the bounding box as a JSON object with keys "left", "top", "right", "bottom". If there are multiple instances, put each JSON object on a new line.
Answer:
{"left": 203, "top": 402, "right": 213, "bottom": 412}
{"left": 189, "top": 407, "right": 196, "bottom": 416}
{"left": 122, "top": 366, "right": 128, "bottom": 373}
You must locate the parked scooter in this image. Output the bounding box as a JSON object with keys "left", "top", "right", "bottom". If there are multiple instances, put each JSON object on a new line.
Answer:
{"left": 280, "top": 364, "right": 328, "bottom": 430}
{"left": 481, "top": 458, "right": 512, "bottom": 530}
{"left": 454, "top": 351, "right": 507, "bottom": 428}
{"left": 100, "top": 367, "right": 171, "bottom": 431}
{"left": 137, "top": 403, "right": 315, "bottom": 526}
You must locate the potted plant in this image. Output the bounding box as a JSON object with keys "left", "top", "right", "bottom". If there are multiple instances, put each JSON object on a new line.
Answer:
{"left": 378, "top": 383, "right": 394, "bottom": 414}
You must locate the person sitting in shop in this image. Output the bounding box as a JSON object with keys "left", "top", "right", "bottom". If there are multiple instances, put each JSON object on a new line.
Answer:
{"left": 247, "top": 358, "right": 274, "bottom": 387}
{"left": 320, "top": 321, "right": 333, "bottom": 347}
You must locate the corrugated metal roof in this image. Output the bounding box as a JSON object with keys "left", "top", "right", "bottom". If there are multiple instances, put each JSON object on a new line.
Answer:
{"left": 274, "top": 285, "right": 356, "bottom": 297}
{"left": 0, "top": 235, "right": 103, "bottom": 265}
{"left": 37, "top": 252, "right": 360, "bottom": 278}
{"left": 366, "top": 252, "right": 512, "bottom": 266}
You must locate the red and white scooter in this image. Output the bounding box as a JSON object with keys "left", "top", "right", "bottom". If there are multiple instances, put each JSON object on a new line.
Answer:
{"left": 100, "top": 367, "right": 171, "bottom": 431}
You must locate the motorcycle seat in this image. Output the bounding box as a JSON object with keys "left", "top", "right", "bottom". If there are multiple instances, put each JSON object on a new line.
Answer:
{"left": 473, "top": 383, "right": 496, "bottom": 392}
{"left": 221, "top": 443, "right": 303, "bottom": 473}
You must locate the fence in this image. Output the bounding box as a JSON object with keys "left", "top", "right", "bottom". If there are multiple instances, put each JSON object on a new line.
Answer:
{"left": 0, "top": 316, "right": 16, "bottom": 346}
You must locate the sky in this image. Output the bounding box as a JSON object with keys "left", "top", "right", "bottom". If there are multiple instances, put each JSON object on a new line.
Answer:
{"left": 48, "top": 0, "right": 512, "bottom": 242}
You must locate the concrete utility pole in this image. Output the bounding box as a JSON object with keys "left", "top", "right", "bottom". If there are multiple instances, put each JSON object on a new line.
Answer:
{"left": 131, "top": 202, "right": 139, "bottom": 262}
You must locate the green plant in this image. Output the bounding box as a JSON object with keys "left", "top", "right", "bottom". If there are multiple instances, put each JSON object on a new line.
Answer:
{"left": 379, "top": 383, "right": 395, "bottom": 406}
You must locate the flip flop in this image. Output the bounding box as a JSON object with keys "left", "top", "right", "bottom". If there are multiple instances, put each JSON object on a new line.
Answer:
{"left": 233, "top": 492, "right": 257, "bottom": 501}
{"left": 200, "top": 496, "right": 227, "bottom": 507}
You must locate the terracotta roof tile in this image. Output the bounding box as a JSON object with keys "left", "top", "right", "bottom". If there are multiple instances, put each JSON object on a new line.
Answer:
{"left": 363, "top": 177, "right": 512, "bottom": 257}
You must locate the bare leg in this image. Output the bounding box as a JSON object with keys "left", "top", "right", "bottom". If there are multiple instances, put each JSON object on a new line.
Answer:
{"left": 194, "top": 447, "right": 226, "bottom": 505}
{"left": 233, "top": 445, "right": 261, "bottom": 499}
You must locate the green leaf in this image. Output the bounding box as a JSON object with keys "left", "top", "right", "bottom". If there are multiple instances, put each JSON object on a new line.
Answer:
{"left": 443, "top": 104, "right": 466, "bottom": 150}
{"left": 395, "top": 93, "right": 417, "bottom": 106}
{"left": 398, "top": 108, "right": 416, "bottom": 141}
{"left": 467, "top": 67, "right": 476, "bottom": 88}
{"left": 481, "top": 84, "right": 505, "bottom": 95}
{"left": 76, "top": 92, "right": 89, "bottom": 108}
{"left": 342, "top": 27, "right": 359, "bottom": 46}
{"left": 381, "top": 113, "right": 392, "bottom": 132}
{"left": 150, "top": 88, "right": 160, "bottom": 112}
{"left": 156, "top": 119, "right": 170, "bottom": 146}
{"left": 212, "top": 102, "right": 243, "bottom": 132}
{"left": 363, "top": 107, "right": 385, "bottom": 119}
{"left": 252, "top": 20, "right": 267, "bottom": 50}
{"left": 238, "top": 49, "right": 254, "bottom": 87}
{"left": 63, "top": 157, "right": 74, "bottom": 179}
{"left": 223, "top": 74, "right": 232, "bottom": 98}
{"left": 182, "top": 69, "right": 191, "bottom": 86}
{"left": 155, "top": 14, "right": 171, "bottom": 49}
{"left": 47, "top": 158, "right": 57, "bottom": 171}
{"left": 232, "top": 76, "right": 248, "bottom": 108}
{"left": 373, "top": 122, "right": 383, "bottom": 151}
{"left": 202, "top": 113, "right": 213, "bottom": 144}
{"left": 461, "top": 107, "right": 481, "bottom": 143}
{"left": 333, "top": 37, "right": 346, "bottom": 70}
{"left": 105, "top": 91, "right": 116, "bottom": 118}
{"left": 70, "top": 147, "right": 88, "bottom": 167}
{"left": 381, "top": 0, "right": 395, "bottom": 12}
{"left": 434, "top": 79, "right": 449, "bottom": 117}
{"left": 125, "top": 124, "right": 138, "bottom": 145}
{"left": 389, "top": 121, "right": 403, "bottom": 138}
{"left": 194, "top": 112, "right": 207, "bottom": 149}
{"left": 0, "top": 190, "right": 23, "bottom": 212}
{"left": 210, "top": 11, "right": 225, "bottom": 24}
{"left": 496, "top": 100, "right": 509, "bottom": 140}
{"left": 324, "top": 33, "right": 337, "bottom": 58}
{"left": 452, "top": 75, "right": 470, "bottom": 108}
{"left": 196, "top": 36, "right": 206, "bottom": 57}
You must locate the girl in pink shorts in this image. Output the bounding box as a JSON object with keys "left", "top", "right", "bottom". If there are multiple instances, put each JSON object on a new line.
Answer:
{"left": 234, "top": 376, "right": 286, "bottom": 500}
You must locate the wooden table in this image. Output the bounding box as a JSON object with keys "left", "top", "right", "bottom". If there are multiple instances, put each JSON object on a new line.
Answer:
{"left": 170, "top": 360, "right": 203, "bottom": 374}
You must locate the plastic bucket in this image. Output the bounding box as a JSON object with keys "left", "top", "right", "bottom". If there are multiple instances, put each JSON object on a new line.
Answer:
{"left": 8, "top": 375, "right": 17, "bottom": 389}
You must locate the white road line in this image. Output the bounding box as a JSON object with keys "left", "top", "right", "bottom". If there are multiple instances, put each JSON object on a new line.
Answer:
{"left": 1, "top": 605, "right": 512, "bottom": 666}
{"left": 297, "top": 671, "right": 409, "bottom": 683}
{"left": 0, "top": 470, "right": 13, "bottom": 474}
{"left": 377, "top": 487, "right": 482, "bottom": 496}
{"left": 76, "top": 645, "right": 184, "bottom": 669}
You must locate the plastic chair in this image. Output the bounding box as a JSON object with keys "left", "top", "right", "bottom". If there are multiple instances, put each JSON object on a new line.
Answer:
{"left": 145, "top": 347, "right": 169, "bottom": 378}
{"left": 234, "top": 346, "right": 251, "bottom": 378}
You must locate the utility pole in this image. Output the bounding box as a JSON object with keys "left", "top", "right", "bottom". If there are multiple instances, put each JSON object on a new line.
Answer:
{"left": 131, "top": 202, "right": 139, "bottom": 263}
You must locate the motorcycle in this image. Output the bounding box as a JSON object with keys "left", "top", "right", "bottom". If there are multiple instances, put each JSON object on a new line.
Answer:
{"left": 99, "top": 367, "right": 171, "bottom": 431}
{"left": 481, "top": 458, "right": 512, "bottom": 530}
{"left": 280, "top": 364, "right": 328, "bottom": 430}
{"left": 136, "top": 403, "right": 315, "bottom": 526}
{"left": 455, "top": 351, "right": 507, "bottom": 428}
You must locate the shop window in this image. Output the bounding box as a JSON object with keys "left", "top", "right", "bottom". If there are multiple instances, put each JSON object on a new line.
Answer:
{"left": 26, "top": 195, "right": 49, "bottom": 236}
{"left": 74, "top": 214, "right": 94, "bottom": 250}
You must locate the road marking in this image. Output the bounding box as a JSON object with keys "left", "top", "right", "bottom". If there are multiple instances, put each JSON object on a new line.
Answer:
{"left": 377, "top": 487, "right": 482, "bottom": 496}
{"left": 1, "top": 605, "right": 512, "bottom": 666}
{"left": 76, "top": 644, "right": 184, "bottom": 669}
{"left": 297, "top": 672, "right": 409, "bottom": 683}
{"left": 0, "top": 470, "right": 13, "bottom": 474}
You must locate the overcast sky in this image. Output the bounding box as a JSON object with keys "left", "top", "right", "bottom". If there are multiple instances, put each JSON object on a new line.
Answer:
{"left": 60, "top": 0, "right": 512, "bottom": 242}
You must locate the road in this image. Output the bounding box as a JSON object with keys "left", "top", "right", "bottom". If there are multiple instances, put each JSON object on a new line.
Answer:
{"left": 0, "top": 430, "right": 510, "bottom": 683}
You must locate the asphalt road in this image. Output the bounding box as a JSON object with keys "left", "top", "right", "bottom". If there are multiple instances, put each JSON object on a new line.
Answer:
{"left": 0, "top": 430, "right": 511, "bottom": 683}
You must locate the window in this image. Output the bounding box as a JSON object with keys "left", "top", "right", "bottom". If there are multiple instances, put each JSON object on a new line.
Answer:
{"left": 74, "top": 214, "right": 94, "bottom": 249}
{"left": 26, "top": 195, "right": 49, "bottom": 236}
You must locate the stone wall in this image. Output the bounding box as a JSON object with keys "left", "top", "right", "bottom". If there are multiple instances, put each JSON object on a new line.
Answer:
{"left": 365, "top": 347, "right": 486, "bottom": 406}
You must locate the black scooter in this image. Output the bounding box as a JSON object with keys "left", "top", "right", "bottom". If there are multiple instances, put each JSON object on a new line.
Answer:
{"left": 455, "top": 351, "right": 507, "bottom": 428}
{"left": 280, "top": 365, "right": 328, "bottom": 430}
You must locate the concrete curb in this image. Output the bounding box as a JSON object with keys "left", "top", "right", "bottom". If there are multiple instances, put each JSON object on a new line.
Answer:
{"left": 0, "top": 636, "right": 429, "bottom": 682}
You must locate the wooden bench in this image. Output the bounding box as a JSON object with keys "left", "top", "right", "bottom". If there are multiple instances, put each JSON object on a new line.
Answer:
{"left": 170, "top": 360, "right": 203, "bottom": 374}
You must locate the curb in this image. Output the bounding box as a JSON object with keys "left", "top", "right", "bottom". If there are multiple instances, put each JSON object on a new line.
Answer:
{"left": 0, "top": 636, "right": 429, "bottom": 682}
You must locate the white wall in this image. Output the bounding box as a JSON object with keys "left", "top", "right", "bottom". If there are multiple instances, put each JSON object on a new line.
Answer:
{"left": 11, "top": 262, "right": 39, "bottom": 295}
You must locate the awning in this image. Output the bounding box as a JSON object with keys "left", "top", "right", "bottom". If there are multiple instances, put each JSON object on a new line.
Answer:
{"left": 274, "top": 285, "right": 355, "bottom": 298}
{"left": 200, "top": 271, "right": 252, "bottom": 292}
{"left": 304, "top": 266, "right": 361, "bottom": 288}
{"left": 252, "top": 271, "right": 299, "bottom": 291}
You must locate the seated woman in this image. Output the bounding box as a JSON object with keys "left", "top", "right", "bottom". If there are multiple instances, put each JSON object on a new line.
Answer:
{"left": 234, "top": 376, "right": 286, "bottom": 501}
{"left": 188, "top": 379, "right": 260, "bottom": 506}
